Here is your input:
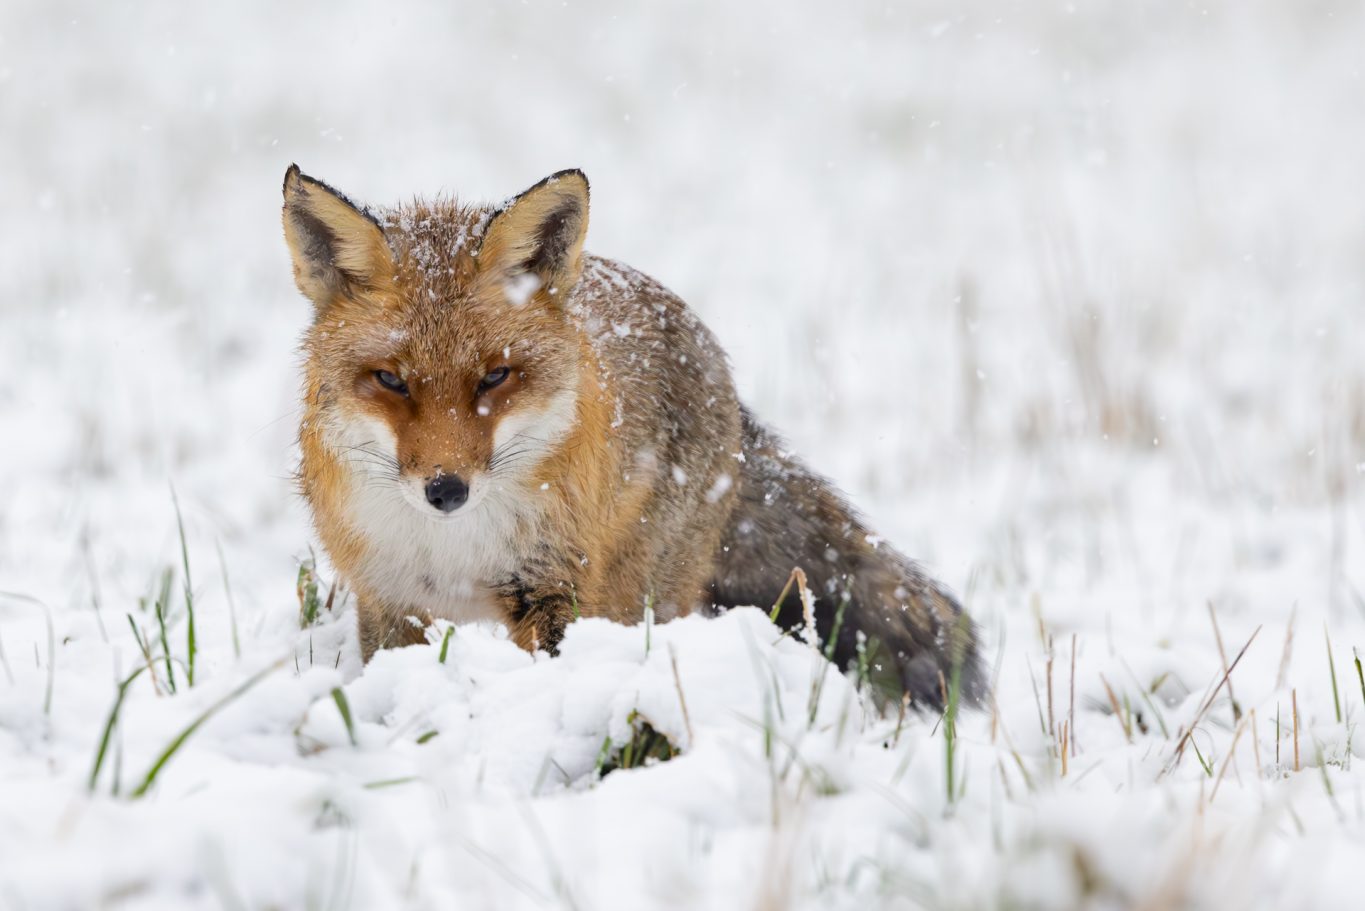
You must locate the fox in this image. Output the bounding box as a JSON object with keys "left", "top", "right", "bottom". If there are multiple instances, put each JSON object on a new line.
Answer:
{"left": 282, "top": 165, "right": 983, "bottom": 710}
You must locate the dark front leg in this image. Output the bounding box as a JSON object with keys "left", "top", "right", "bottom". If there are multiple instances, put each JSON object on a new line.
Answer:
{"left": 357, "top": 598, "right": 432, "bottom": 663}
{"left": 495, "top": 577, "right": 578, "bottom": 655}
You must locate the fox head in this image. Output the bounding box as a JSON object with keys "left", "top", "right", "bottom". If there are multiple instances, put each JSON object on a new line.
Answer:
{"left": 283, "top": 165, "right": 590, "bottom": 518}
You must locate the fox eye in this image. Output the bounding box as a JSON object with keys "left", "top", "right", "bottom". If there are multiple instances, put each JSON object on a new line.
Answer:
{"left": 374, "top": 370, "right": 408, "bottom": 395}
{"left": 478, "top": 366, "right": 511, "bottom": 392}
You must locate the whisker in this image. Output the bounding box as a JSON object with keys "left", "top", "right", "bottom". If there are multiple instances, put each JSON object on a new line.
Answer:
{"left": 488, "top": 448, "right": 539, "bottom": 473}
{"left": 489, "top": 446, "right": 535, "bottom": 467}
{"left": 342, "top": 455, "right": 400, "bottom": 472}
{"left": 337, "top": 440, "right": 401, "bottom": 469}
{"left": 342, "top": 462, "right": 403, "bottom": 483}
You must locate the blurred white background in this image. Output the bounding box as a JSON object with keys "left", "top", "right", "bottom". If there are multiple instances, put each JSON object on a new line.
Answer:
{"left": 3, "top": 1, "right": 1362, "bottom": 606}
{"left": 2, "top": 2, "right": 1365, "bottom": 907}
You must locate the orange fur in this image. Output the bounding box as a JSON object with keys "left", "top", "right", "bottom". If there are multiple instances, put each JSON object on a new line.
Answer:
{"left": 283, "top": 165, "right": 982, "bottom": 710}
{"left": 286, "top": 167, "right": 734, "bottom": 660}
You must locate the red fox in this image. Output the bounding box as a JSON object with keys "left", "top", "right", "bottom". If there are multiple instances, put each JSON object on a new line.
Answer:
{"left": 282, "top": 166, "right": 981, "bottom": 709}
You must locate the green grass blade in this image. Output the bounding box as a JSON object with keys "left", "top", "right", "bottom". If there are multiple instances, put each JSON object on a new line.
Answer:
{"left": 944, "top": 653, "right": 964, "bottom": 806}
{"left": 363, "top": 777, "right": 418, "bottom": 790}
{"left": 125, "top": 614, "right": 163, "bottom": 695}
{"left": 126, "top": 614, "right": 148, "bottom": 658}
{"left": 594, "top": 734, "right": 613, "bottom": 777}
{"left": 130, "top": 659, "right": 284, "bottom": 798}
{"left": 171, "top": 487, "right": 196, "bottom": 687}
{"left": 823, "top": 595, "right": 849, "bottom": 663}
{"left": 1190, "top": 736, "right": 1213, "bottom": 776}
{"left": 1355, "top": 649, "right": 1365, "bottom": 716}
{"left": 769, "top": 569, "right": 798, "bottom": 624}
{"left": 297, "top": 558, "right": 321, "bottom": 628}
{"left": 88, "top": 666, "right": 147, "bottom": 792}
{"left": 154, "top": 568, "right": 176, "bottom": 694}
{"left": 332, "top": 687, "right": 357, "bottom": 746}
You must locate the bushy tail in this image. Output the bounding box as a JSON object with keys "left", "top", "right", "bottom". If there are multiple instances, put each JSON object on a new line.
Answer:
{"left": 711, "top": 407, "right": 984, "bottom": 711}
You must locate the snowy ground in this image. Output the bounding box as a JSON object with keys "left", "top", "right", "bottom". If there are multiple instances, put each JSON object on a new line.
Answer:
{"left": 3, "top": 1, "right": 1365, "bottom": 908}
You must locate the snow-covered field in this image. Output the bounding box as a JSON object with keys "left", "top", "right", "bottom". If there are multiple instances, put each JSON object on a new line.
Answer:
{"left": 3, "top": 1, "right": 1365, "bottom": 908}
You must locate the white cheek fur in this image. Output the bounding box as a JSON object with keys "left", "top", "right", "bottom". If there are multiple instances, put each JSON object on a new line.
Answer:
{"left": 488, "top": 385, "right": 579, "bottom": 478}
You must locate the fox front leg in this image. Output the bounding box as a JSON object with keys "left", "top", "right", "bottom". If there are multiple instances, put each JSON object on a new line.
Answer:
{"left": 356, "top": 598, "right": 432, "bottom": 663}
{"left": 494, "top": 578, "right": 577, "bottom": 655}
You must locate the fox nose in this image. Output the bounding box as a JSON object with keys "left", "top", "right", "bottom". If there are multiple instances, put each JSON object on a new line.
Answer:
{"left": 424, "top": 474, "right": 469, "bottom": 513}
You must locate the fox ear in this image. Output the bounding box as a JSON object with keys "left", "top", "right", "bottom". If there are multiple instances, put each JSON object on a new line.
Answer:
{"left": 478, "top": 170, "right": 589, "bottom": 304}
{"left": 281, "top": 165, "right": 393, "bottom": 308}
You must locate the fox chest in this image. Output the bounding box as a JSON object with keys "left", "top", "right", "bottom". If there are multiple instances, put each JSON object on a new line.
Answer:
{"left": 336, "top": 483, "right": 532, "bottom": 626}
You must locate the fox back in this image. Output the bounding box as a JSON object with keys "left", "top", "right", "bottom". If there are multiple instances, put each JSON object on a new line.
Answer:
{"left": 283, "top": 166, "right": 981, "bottom": 709}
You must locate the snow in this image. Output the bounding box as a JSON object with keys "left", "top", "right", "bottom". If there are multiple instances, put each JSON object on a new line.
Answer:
{"left": 3, "top": 0, "right": 1365, "bottom": 908}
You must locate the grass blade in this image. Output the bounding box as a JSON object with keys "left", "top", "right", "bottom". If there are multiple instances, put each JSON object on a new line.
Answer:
{"left": 153, "top": 568, "right": 177, "bottom": 694}
{"left": 1, "top": 592, "right": 54, "bottom": 714}
{"left": 215, "top": 538, "right": 241, "bottom": 660}
{"left": 768, "top": 567, "right": 801, "bottom": 623}
{"left": 1164, "top": 625, "right": 1261, "bottom": 776}
{"left": 297, "top": 556, "right": 322, "bottom": 629}
{"left": 1099, "top": 673, "right": 1132, "bottom": 743}
{"left": 669, "top": 644, "right": 694, "bottom": 747}
{"left": 643, "top": 593, "right": 654, "bottom": 657}
{"left": 944, "top": 652, "right": 964, "bottom": 806}
{"left": 1325, "top": 625, "right": 1341, "bottom": 724}
{"left": 125, "top": 614, "right": 164, "bottom": 696}
{"left": 130, "top": 659, "right": 284, "bottom": 798}
{"left": 1354, "top": 649, "right": 1365, "bottom": 716}
{"left": 88, "top": 666, "right": 147, "bottom": 792}
{"left": 171, "top": 487, "right": 197, "bottom": 687}
{"left": 822, "top": 595, "right": 849, "bottom": 663}
{"left": 332, "top": 687, "right": 357, "bottom": 746}
{"left": 364, "top": 777, "right": 418, "bottom": 790}
{"left": 1190, "top": 735, "right": 1213, "bottom": 776}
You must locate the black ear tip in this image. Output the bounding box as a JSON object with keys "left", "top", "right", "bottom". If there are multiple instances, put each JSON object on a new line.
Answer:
{"left": 283, "top": 163, "right": 304, "bottom": 197}
{"left": 548, "top": 168, "right": 589, "bottom": 197}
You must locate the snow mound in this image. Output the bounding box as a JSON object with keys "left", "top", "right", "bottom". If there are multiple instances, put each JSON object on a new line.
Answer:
{"left": 0, "top": 605, "right": 903, "bottom": 910}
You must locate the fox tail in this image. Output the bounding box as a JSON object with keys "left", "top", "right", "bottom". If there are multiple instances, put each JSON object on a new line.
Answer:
{"left": 711, "top": 407, "right": 984, "bottom": 711}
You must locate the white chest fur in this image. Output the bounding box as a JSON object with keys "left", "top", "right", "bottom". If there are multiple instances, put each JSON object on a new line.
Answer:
{"left": 345, "top": 474, "right": 534, "bottom": 624}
